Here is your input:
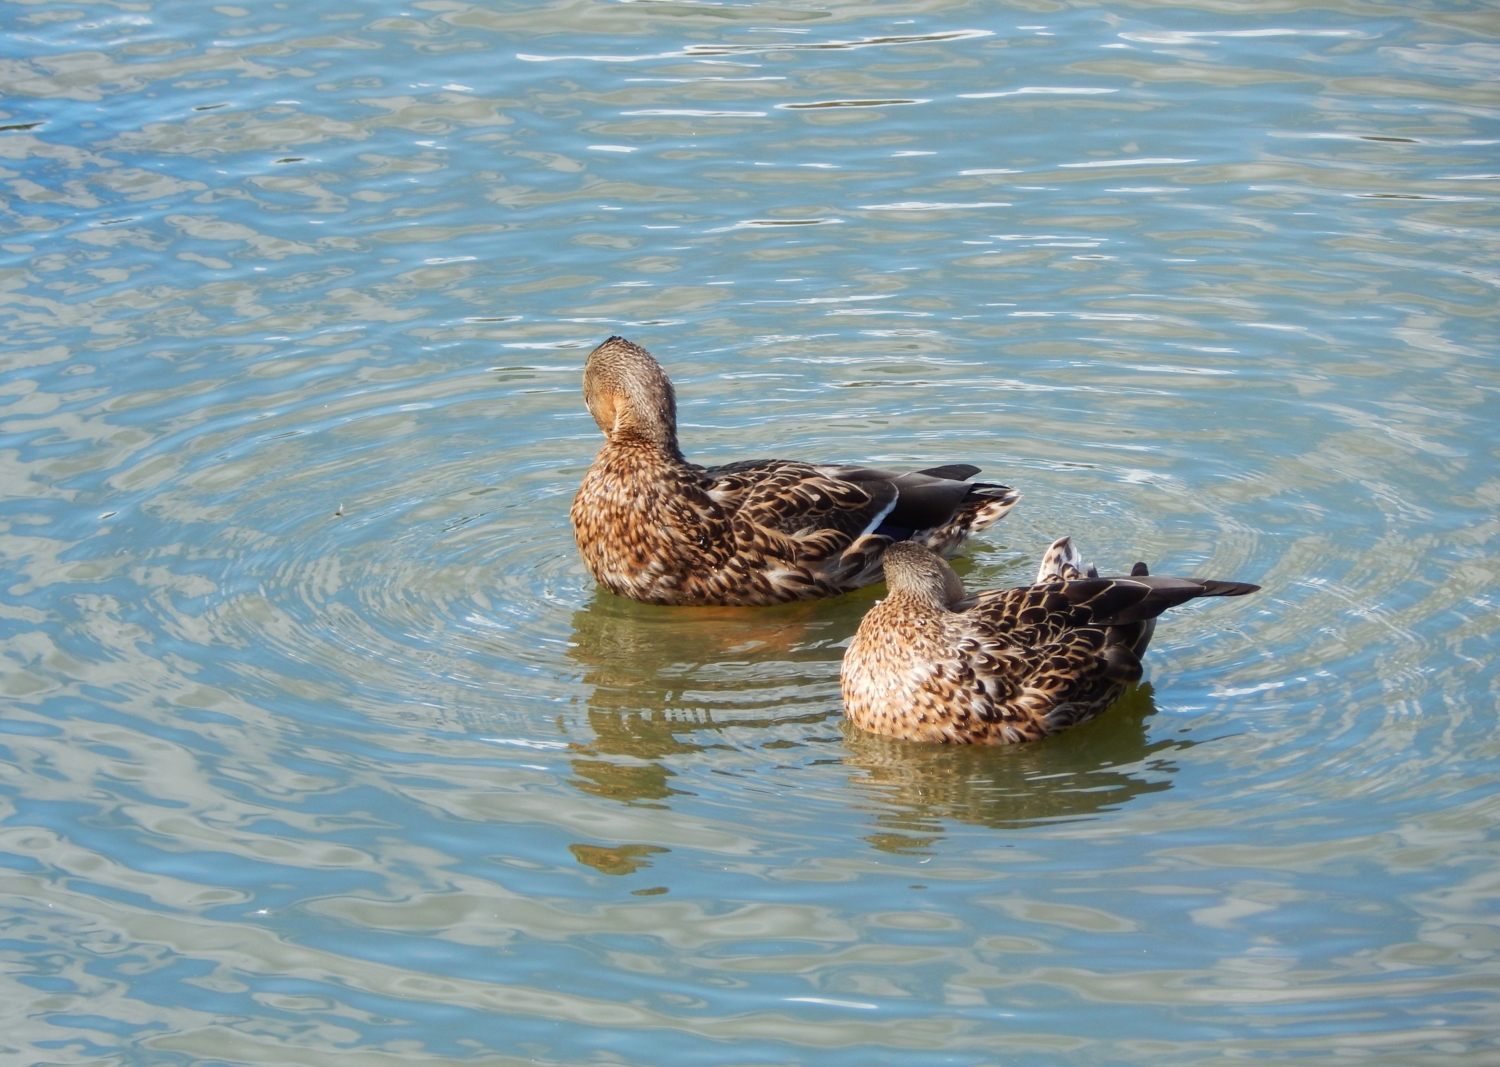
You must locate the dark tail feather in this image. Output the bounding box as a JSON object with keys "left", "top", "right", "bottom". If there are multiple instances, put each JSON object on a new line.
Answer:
{"left": 1098, "top": 577, "right": 1257, "bottom": 625}
{"left": 1097, "top": 577, "right": 1256, "bottom": 657}
{"left": 916, "top": 463, "right": 981, "bottom": 481}
{"left": 1194, "top": 580, "right": 1261, "bottom": 598}
{"left": 1054, "top": 575, "right": 1258, "bottom": 629}
{"left": 1038, "top": 544, "right": 1255, "bottom": 658}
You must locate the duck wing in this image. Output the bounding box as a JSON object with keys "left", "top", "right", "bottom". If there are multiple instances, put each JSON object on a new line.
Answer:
{"left": 700, "top": 460, "right": 998, "bottom": 540}
{"left": 938, "top": 624, "right": 1134, "bottom": 741}
{"left": 960, "top": 573, "right": 1254, "bottom": 736}
{"left": 961, "top": 575, "right": 1259, "bottom": 651}
{"left": 830, "top": 465, "right": 984, "bottom": 536}
{"left": 701, "top": 459, "right": 898, "bottom": 541}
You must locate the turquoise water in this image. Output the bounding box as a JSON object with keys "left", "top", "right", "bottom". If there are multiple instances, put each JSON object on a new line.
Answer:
{"left": 2, "top": 0, "right": 1497, "bottom": 1063}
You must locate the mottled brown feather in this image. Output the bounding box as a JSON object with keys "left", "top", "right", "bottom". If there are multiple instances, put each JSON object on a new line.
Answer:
{"left": 841, "top": 538, "right": 1259, "bottom": 744}
{"left": 570, "top": 337, "right": 1020, "bottom": 606}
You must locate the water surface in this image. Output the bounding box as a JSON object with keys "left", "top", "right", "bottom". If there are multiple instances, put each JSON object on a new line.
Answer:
{"left": 2, "top": 1, "right": 1498, "bottom": 1063}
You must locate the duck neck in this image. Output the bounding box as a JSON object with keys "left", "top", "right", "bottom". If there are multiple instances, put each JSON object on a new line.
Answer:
{"left": 885, "top": 587, "right": 953, "bottom": 618}
{"left": 607, "top": 424, "right": 685, "bottom": 466}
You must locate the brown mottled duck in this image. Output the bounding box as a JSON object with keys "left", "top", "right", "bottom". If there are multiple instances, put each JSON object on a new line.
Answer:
{"left": 841, "top": 537, "right": 1258, "bottom": 744}
{"left": 570, "top": 336, "right": 1019, "bottom": 606}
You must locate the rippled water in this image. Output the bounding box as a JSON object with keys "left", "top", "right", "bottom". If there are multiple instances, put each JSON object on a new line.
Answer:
{"left": 2, "top": 1, "right": 1498, "bottom": 1063}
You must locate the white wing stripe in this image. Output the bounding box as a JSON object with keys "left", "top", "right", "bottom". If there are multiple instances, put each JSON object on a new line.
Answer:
{"left": 858, "top": 493, "right": 900, "bottom": 538}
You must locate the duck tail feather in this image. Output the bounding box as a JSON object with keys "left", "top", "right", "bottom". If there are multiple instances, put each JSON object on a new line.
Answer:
{"left": 915, "top": 463, "right": 982, "bottom": 481}
{"left": 1089, "top": 576, "right": 1260, "bottom": 625}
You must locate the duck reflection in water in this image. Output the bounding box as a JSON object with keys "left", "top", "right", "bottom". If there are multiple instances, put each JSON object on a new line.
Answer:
{"left": 565, "top": 590, "right": 852, "bottom": 805}
{"left": 837, "top": 534, "right": 1257, "bottom": 849}
{"left": 843, "top": 683, "right": 1184, "bottom": 851}
{"left": 566, "top": 548, "right": 1223, "bottom": 846}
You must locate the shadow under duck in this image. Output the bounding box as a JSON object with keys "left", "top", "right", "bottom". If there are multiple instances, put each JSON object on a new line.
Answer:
{"left": 570, "top": 336, "right": 1019, "bottom": 606}
{"left": 841, "top": 537, "right": 1259, "bottom": 744}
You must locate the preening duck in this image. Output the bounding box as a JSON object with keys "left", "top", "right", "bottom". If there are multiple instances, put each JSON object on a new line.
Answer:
{"left": 569, "top": 336, "right": 1020, "bottom": 606}
{"left": 841, "top": 537, "right": 1259, "bottom": 744}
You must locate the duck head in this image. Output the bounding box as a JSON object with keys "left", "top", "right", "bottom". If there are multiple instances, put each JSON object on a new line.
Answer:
{"left": 582, "top": 336, "right": 680, "bottom": 452}
{"left": 881, "top": 541, "right": 966, "bottom": 610}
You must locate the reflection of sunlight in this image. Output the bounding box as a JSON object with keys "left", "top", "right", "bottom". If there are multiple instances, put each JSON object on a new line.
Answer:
{"left": 843, "top": 684, "right": 1184, "bottom": 848}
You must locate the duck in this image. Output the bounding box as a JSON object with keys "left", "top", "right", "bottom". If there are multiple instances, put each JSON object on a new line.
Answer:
{"left": 569, "top": 336, "right": 1020, "bottom": 606}
{"left": 841, "top": 537, "right": 1259, "bottom": 744}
